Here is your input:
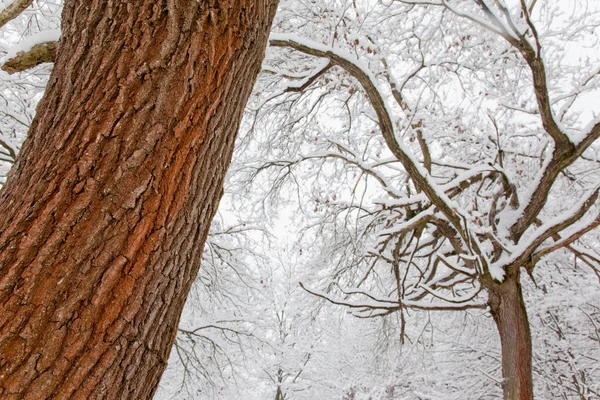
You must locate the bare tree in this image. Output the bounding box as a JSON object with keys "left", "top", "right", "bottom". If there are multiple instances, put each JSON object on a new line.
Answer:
{"left": 242, "top": 1, "right": 600, "bottom": 398}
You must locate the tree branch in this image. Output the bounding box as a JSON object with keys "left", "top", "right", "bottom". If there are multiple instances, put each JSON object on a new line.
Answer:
{"left": 498, "top": 189, "right": 599, "bottom": 271}
{"left": 299, "top": 282, "right": 485, "bottom": 314}
{"left": 0, "top": 0, "right": 33, "bottom": 29}
{"left": 2, "top": 41, "right": 58, "bottom": 74}
{"left": 282, "top": 61, "right": 332, "bottom": 93}
{"left": 0, "top": 136, "right": 17, "bottom": 160}
{"left": 533, "top": 212, "right": 600, "bottom": 264}
{"left": 396, "top": 0, "right": 580, "bottom": 244}
{"left": 269, "top": 34, "right": 471, "bottom": 248}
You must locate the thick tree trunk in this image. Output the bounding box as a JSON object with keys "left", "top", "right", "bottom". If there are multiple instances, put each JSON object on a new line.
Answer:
{"left": 488, "top": 270, "right": 534, "bottom": 400}
{"left": 0, "top": 0, "right": 278, "bottom": 398}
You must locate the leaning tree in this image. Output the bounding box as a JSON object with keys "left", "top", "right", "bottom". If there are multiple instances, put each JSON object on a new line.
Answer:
{"left": 0, "top": 0, "right": 278, "bottom": 398}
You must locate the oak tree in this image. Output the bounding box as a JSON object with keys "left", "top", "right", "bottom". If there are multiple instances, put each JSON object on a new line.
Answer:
{"left": 0, "top": 0, "right": 278, "bottom": 398}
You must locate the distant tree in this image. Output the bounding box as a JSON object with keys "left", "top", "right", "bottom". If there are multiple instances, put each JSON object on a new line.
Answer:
{"left": 243, "top": 1, "right": 600, "bottom": 399}
{"left": 0, "top": 0, "right": 278, "bottom": 398}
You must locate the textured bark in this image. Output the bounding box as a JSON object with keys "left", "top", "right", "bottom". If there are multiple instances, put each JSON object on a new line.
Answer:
{"left": 488, "top": 271, "right": 534, "bottom": 400}
{"left": 0, "top": 0, "right": 278, "bottom": 398}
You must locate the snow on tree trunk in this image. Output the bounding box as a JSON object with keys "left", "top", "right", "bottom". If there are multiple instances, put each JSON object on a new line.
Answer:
{"left": 0, "top": 0, "right": 278, "bottom": 398}
{"left": 488, "top": 270, "right": 534, "bottom": 400}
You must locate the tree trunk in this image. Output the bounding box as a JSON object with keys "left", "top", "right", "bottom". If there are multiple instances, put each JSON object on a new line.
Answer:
{"left": 0, "top": 0, "right": 278, "bottom": 398}
{"left": 275, "top": 386, "right": 285, "bottom": 400}
{"left": 488, "top": 270, "right": 534, "bottom": 400}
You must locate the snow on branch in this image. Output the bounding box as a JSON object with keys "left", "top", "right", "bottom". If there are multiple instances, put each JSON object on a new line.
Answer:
{"left": 496, "top": 188, "right": 600, "bottom": 271}
{"left": 508, "top": 124, "right": 600, "bottom": 241}
{"left": 2, "top": 30, "right": 60, "bottom": 74}
{"left": 533, "top": 211, "right": 600, "bottom": 265}
{"left": 402, "top": 0, "right": 572, "bottom": 148}
{"left": 269, "top": 33, "right": 475, "bottom": 253}
{"left": 0, "top": 0, "right": 32, "bottom": 29}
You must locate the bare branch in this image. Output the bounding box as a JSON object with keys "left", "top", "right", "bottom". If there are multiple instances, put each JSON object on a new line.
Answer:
{"left": 299, "top": 282, "right": 486, "bottom": 313}
{"left": 282, "top": 62, "right": 332, "bottom": 93}
{"left": 0, "top": 137, "right": 17, "bottom": 160}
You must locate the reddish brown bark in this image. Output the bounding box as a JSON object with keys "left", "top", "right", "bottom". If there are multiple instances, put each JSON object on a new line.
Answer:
{"left": 0, "top": 0, "right": 278, "bottom": 398}
{"left": 488, "top": 270, "right": 534, "bottom": 400}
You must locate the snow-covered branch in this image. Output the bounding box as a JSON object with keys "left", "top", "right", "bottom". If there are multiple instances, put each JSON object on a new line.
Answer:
{"left": 0, "top": 0, "right": 32, "bottom": 29}
{"left": 269, "top": 33, "right": 475, "bottom": 251}
{"left": 497, "top": 188, "right": 600, "bottom": 271}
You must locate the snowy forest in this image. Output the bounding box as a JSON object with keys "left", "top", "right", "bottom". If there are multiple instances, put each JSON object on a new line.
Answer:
{"left": 1, "top": 0, "right": 599, "bottom": 399}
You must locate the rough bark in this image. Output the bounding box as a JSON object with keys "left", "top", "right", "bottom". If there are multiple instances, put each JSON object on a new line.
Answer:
{"left": 488, "top": 270, "right": 534, "bottom": 400}
{"left": 0, "top": 0, "right": 278, "bottom": 398}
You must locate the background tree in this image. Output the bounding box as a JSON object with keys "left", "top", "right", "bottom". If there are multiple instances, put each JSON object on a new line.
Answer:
{"left": 240, "top": 0, "right": 600, "bottom": 398}
{"left": 0, "top": 0, "right": 278, "bottom": 398}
